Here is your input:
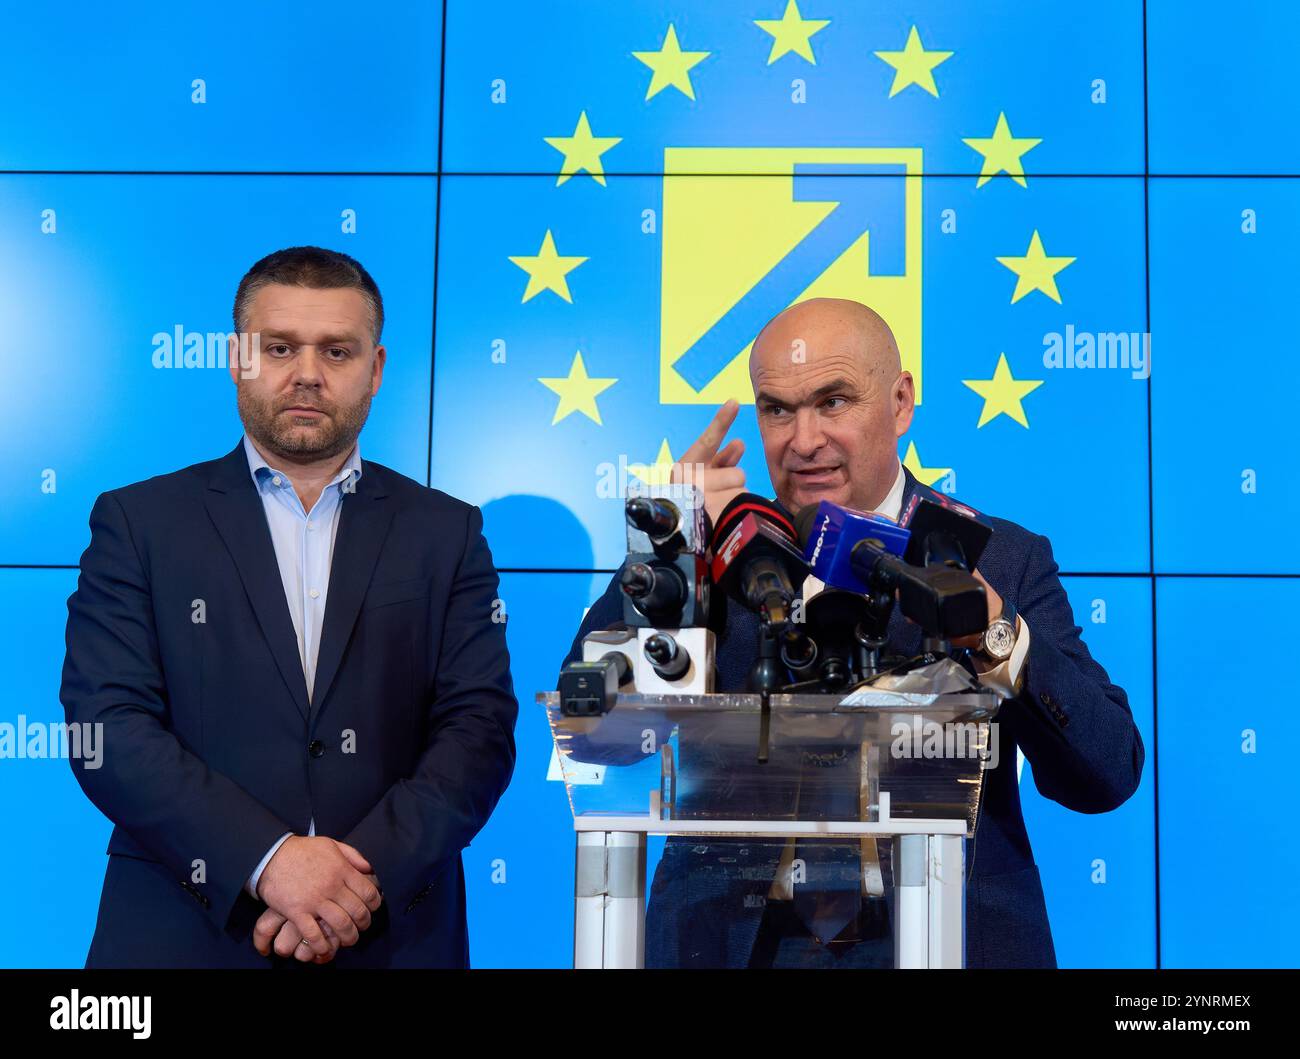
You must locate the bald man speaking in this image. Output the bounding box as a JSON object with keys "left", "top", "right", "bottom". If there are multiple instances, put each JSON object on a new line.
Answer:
{"left": 561, "top": 298, "right": 1143, "bottom": 969}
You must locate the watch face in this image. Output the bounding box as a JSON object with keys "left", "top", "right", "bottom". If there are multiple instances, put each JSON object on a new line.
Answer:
{"left": 983, "top": 618, "right": 1016, "bottom": 660}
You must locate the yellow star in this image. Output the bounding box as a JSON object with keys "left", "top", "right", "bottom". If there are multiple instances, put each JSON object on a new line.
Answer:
{"left": 628, "top": 439, "right": 677, "bottom": 486}
{"left": 508, "top": 230, "right": 588, "bottom": 303}
{"left": 996, "top": 230, "right": 1076, "bottom": 304}
{"left": 755, "top": 0, "right": 829, "bottom": 65}
{"left": 632, "top": 24, "right": 710, "bottom": 101}
{"left": 538, "top": 351, "right": 617, "bottom": 425}
{"left": 962, "top": 353, "right": 1044, "bottom": 428}
{"left": 874, "top": 25, "right": 952, "bottom": 98}
{"left": 543, "top": 112, "right": 622, "bottom": 186}
{"left": 902, "top": 442, "right": 952, "bottom": 488}
{"left": 962, "top": 112, "right": 1042, "bottom": 188}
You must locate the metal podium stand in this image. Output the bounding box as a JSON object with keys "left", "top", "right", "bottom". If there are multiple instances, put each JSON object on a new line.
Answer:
{"left": 542, "top": 670, "right": 1001, "bottom": 969}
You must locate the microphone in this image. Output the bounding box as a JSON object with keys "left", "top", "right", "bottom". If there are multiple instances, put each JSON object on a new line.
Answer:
{"left": 625, "top": 496, "right": 681, "bottom": 542}
{"left": 620, "top": 483, "right": 711, "bottom": 629}
{"left": 851, "top": 544, "right": 986, "bottom": 639}
{"left": 625, "top": 489, "right": 710, "bottom": 557}
{"left": 620, "top": 561, "right": 689, "bottom": 624}
{"left": 710, "top": 491, "right": 799, "bottom": 552}
{"left": 709, "top": 493, "right": 808, "bottom": 626}
{"left": 712, "top": 492, "right": 798, "bottom": 542}
{"left": 642, "top": 632, "right": 691, "bottom": 680}
{"left": 794, "top": 500, "right": 987, "bottom": 640}
{"left": 710, "top": 494, "right": 809, "bottom": 757}
{"left": 799, "top": 589, "right": 875, "bottom": 689}
{"left": 794, "top": 500, "right": 910, "bottom": 595}
{"left": 901, "top": 494, "right": 994, "bottom": 571}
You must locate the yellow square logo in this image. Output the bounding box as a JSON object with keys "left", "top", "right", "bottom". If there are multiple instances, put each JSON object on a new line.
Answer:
{"left": 660, "top": 147, "right": 923, "bottom": 405}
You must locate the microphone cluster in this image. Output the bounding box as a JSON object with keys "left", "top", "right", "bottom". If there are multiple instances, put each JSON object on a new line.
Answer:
{"left": 560, "top": 481, "right": 999, "bottom": 715}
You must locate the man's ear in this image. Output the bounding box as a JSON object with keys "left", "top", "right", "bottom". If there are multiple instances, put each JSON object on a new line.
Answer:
{"left": 893, "top": 371, "right": 916, "bottom": 437}
{"left": 370, "top": 344, "right": 387, "bottom": 396}
{"left": 227, "top": 333, "right": 241, "bottom": 387}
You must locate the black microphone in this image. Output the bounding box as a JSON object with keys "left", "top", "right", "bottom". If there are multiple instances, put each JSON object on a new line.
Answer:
{"left": 848, "top": 538, "right": 986, "bottom": 639}
{"left": 712, "top": 491, "right": 798, "bottom": 542}
{"left": 620, "top": 486, "right": 711, "bottom": 629}
{"left": 901, "top": 494, "right": 994, "bottom": 571}
{"left": 643, "top": 632, "right": 691, "bottom": 680}
{"left": 710, "top": 495, "right": 810, "bottom": 754}
{"left": 794, "top": 501, "right": 987, "bottom": 641}
{"left": 709, "top": 492, "right": 808, "bottom": 626}
{"left": 800, "top": 589, "right": 874, "bottom": 689}
{"left": 625, "top": 496, "right": 681, "bottom": 542}
{"left": 619, "top": 561, "right": 689, "bottom": 624}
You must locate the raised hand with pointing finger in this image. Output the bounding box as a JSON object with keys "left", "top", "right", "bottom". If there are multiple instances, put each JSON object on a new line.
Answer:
{"left": 671, "top": 398, "right": 749, "bottom": 527}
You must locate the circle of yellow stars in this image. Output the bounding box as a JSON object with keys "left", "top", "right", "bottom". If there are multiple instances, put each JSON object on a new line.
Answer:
{"left": 526, "top": 10, "right": 1068, "bottom": 474}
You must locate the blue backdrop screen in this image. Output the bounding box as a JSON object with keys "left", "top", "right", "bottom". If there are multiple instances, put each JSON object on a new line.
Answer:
{"left": 1, "top": 0, "right": 1294, "bottom": 968}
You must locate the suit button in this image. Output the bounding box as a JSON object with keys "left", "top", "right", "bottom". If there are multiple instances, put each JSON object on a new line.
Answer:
{"left": 1040, "top": 692, "right": 1054, "bottom": 707}
{"left": 308, "top": 740, "right": 325, "bottom": 758}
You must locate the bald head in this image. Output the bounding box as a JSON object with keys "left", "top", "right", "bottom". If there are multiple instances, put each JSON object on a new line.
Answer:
{"left": 752, "top": 297, "right": 902, "bottom": 384}
{"left": 748, "top": 297, "right": 914, "bottom": 515}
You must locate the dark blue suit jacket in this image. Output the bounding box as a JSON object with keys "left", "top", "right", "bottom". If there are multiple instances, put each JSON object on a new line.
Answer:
{"left": 562, "top": 468, "right": 1144, "bottom": 968}
{"left": 61, "top": 439, "right": 518, "bottom": 968}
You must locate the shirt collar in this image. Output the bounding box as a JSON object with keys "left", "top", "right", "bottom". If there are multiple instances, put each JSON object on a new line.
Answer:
{"left": 871, "top": 459, "right": 906, "bottom": 522}
{"left": 800, "top": 459, "right": 905, "bottom": 600}
{"left": 241, "top": 432, "right": 362, "bottom": 494}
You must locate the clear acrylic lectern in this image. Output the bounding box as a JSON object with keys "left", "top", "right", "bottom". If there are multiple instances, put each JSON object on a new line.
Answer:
{"left": 541, "top": 666, "right": 1001, "bottom": 969}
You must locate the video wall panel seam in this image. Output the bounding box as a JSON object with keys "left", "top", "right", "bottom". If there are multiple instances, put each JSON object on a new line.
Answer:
{"left": 1141, "top": 0, "right": 1161, "bottom": 970}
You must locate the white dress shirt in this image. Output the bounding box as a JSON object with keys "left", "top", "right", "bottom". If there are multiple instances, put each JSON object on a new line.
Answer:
{"left": 240, "top": 433, "right": 363, "bottom": 899}
{"left": 767, "top": 459, "right": 1030, "bottom": 900}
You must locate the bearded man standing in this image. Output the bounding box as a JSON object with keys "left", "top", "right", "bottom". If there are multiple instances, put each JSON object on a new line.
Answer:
{"left": 62, "top": 247, "right": 517, "bottom": 968}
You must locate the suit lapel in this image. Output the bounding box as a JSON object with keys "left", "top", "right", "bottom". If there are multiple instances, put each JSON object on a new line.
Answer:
{"left": 898, "top": 465, "right": 918, "bottom": 505}
{"left": 309, "top": 462, "right": 394, "bottom": 716}
{"left": 204, "top": 440, "right": 311, "bottom": 721}
{"left": 203, "top": 439, "right": 397, "bottom": 722}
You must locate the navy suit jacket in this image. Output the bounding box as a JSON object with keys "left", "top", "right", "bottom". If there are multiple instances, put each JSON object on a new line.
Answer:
{"left": 563, "top": 468, "right": 1144, "bottom": 968}
{"left": 61, "top": 439, "right": 518, "bottom": 968}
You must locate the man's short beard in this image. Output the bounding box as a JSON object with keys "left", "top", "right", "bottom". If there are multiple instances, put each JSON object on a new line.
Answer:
{"left": 237, "top": 386, "right": 372, "bottom": 464}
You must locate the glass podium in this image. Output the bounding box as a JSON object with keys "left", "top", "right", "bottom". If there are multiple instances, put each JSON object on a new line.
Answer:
{"left": 541, "top": 665, "right": 1002, "bottom": 969}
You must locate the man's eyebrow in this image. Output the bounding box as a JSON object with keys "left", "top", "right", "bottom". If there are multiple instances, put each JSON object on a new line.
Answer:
{"left": 260, "top": 330, "right": 363, "bottom": 346}
{"left": 755, "top": 378, "right": 856, "bottom": 408}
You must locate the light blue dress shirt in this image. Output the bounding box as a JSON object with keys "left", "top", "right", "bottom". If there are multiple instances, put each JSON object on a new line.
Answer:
{"left": 239, "top": 433, "right": 363, "bottom": 899}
